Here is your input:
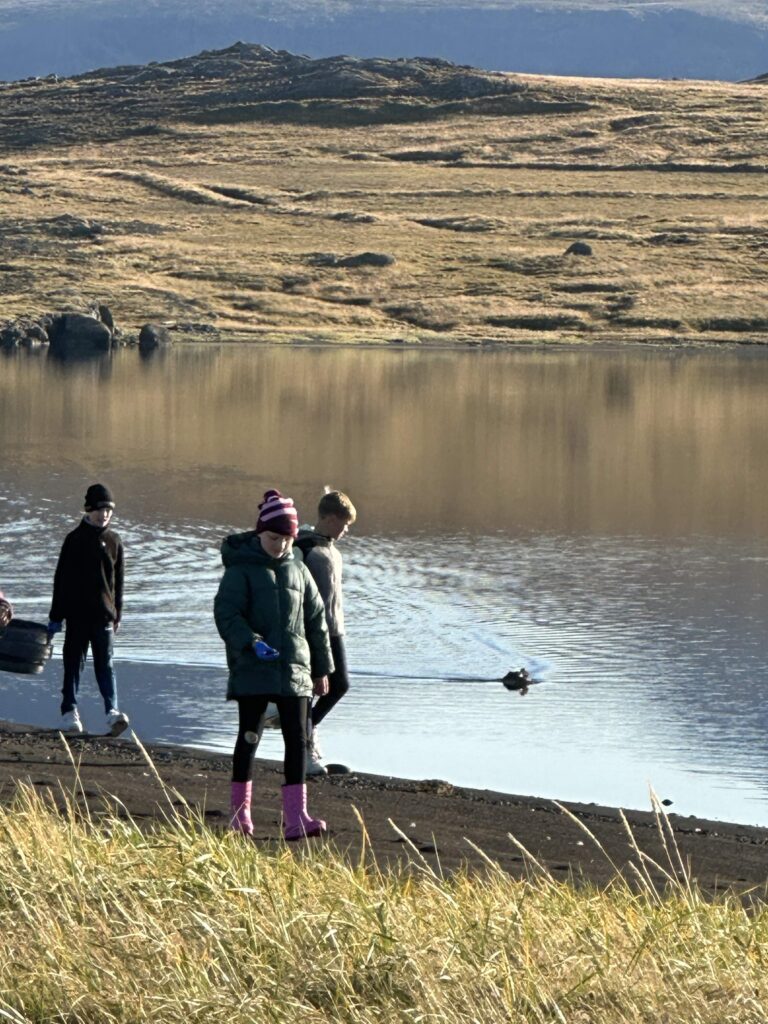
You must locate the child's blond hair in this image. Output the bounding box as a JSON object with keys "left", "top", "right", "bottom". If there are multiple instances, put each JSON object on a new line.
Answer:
{"left": 318, "top": 488, "right": 356, "bottom": 524}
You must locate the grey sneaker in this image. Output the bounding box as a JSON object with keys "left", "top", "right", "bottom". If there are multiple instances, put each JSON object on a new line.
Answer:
{"left": 61, "top": 709, "right": 84, "bottom": 734}
{"left": 106, "top": 709, "right": 129, "bottom": 737}
{"left": 307, "top": 731, "right": 327, "bottom": 776}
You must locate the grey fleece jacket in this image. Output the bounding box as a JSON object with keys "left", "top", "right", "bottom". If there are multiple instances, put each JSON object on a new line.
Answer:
{"left": 296, "top": 526, "right": 345, "bottom": 638}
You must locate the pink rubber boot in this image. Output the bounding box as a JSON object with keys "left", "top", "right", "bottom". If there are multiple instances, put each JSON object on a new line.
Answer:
{"left": 230, "top": 780, "right": 254, "bottom": 836}
{"left": 281, "top": 783, "right": 326, "bottom": 840}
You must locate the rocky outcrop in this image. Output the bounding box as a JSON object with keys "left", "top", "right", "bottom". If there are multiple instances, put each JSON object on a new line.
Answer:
{"left": 564, "top": 241, "right": 593, "bottom": 256}
{"left": 98, "top": 304, "right": 115, "bottom": 332}
{"left": 1, "top": 319, "right": 40, "bottom": 348}
{"left": 47, "top": 214, "right": 105, "bottom": 239}
{"left": 0, "top": 307, "right": 205, "bottom": 352}
{"left": 47, "top": 312, "right": 113, "bottom": 355}
{"left": 308, "top": 252, "right": 395, "bottom": 268}
{"left": 1, "top": 3, "right": 767, "bottom": 86}
{"left": 0, "top": 43, "right": 585, "bottom": 153}
{"left": 138, "top": 323, "right": 172, "bottom": 349}
{"left": 1, "top": 304, "right": 121, "bottom": 353}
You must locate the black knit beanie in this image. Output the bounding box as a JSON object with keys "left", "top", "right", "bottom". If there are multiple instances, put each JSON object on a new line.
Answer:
{"left": 84, "top": 483, "right": 115, "bottom": 511}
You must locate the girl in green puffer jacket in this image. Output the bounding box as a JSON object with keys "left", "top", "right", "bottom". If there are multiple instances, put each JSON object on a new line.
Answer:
{"left": 214, "top": 489, "right": 334, "bottom": 841}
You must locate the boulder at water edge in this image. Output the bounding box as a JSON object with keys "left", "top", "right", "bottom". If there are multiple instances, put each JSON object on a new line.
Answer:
{"left": 47, "top": 313, "right": 113, "bottom": 356}
{"left": 138, "top": 323, "right": 172, "bottom": 350}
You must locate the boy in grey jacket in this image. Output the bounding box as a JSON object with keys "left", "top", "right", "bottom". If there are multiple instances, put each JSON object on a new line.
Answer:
{"left": 294, "top": 488, "right": 357, "bottom": 774}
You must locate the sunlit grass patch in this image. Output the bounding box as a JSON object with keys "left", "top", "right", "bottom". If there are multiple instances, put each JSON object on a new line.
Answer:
{"left": 1, "top": 743, "right": 767, "bottom": 1023}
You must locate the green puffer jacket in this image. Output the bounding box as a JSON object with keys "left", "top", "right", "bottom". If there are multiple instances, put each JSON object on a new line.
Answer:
{"left": 213, "top": 531, "right": 334, "bottom": 700}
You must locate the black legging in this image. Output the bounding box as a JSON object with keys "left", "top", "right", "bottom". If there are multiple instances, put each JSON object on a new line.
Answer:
{"left": 311, "top": 635, "right": 350, "bottom": 728}
{"left": 232, "top": 695, "right": 309, "bottom": 784}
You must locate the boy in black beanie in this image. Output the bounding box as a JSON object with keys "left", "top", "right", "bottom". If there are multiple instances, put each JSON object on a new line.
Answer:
{"left": 48, "top": 483, "right": 129, "bottom": 735}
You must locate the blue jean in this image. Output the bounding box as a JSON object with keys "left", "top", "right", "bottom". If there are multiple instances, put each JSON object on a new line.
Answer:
{"left": 60, "top": 620, "right": 118, "bottom": 715}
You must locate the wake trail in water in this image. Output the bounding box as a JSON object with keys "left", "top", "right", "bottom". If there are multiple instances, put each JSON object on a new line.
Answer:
{"left": 353, "top": 669, "right": 522, "bottom": 683}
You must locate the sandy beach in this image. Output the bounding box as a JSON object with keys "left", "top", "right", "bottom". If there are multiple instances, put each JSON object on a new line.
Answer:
{"left": 1, "top": 718, "right": 766, "bottom": 895}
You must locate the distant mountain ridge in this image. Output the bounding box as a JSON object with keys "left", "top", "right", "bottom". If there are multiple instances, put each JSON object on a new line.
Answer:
{"left": 0, "top": 43, "right": 596, "bottom": 153}
{"left": 0, "top": 0, "right": 767, "bottom": 82}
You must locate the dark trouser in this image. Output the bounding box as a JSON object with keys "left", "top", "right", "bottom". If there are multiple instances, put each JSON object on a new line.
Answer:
{"left": 233, "top": 695, "right": 309, "bottom": 785}
{"left": 60, "top": 620, "right": 117, "bottom": 715}
{"left": 311, "top": 635, "right": 349, "bottom": 729}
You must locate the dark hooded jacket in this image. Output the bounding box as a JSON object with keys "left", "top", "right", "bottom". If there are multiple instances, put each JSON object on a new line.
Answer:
{"left": 49, "top": 519, "right": 123, "bottom": 625}
{"left": 213, "top": 530, "right": 334, "bottom": 699}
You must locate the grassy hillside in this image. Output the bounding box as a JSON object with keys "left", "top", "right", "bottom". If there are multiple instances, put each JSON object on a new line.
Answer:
{"left": 2, "top": 44, "right": 768, "bottom": 346}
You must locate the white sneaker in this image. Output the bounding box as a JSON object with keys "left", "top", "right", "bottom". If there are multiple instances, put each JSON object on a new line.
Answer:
{"left": 307, "top": 730, "right": 327, "bottom": 776}
{"left": 61, "top": 709, "right": 83, "bottom": 734}
{"left": 309, "top": 729, "right": 323, "bottom": 759}
{"left": 106, "top": 709, "right": 129, "bottom": 737}
{"left": 262, "top": 702, "right": 281, "bottom": 729}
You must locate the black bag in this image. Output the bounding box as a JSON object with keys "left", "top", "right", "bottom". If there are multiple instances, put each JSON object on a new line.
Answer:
{"left": 0, "top": 618, "right": 53, "bottom": 675}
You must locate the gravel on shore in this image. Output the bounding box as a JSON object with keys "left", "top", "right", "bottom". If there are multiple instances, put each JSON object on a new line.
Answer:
{"left": 1, "top": 720, "right": 766, "bottom": 895}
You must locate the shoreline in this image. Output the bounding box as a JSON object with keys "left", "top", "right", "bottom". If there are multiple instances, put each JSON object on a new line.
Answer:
{"left": 114, "top": 336, "right": 768, "bottom": 352}
{"left": 1, "top": 718, "right": 766, "bottom": 894}
{"left": 9, "top": 333, "right": 768, "bottom": 353}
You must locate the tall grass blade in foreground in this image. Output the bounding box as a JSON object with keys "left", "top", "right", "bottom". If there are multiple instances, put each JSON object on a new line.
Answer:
{"left": 0, "top": 767, "right": 766, "bottom": 1022}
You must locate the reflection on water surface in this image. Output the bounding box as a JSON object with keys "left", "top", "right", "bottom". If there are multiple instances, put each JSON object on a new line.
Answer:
{"left": 1, "top": 345, "right": 767, "bottom": 824}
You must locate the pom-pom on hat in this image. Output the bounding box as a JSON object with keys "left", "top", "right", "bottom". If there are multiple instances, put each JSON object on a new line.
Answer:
{"left": 84, "top": 483, "right": 115, "bottom": 511}
{"left": 256, "top": 489, "right": 299, "bottom": 537}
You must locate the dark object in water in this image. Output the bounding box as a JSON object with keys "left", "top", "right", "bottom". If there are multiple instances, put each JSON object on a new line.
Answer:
{"left": 502, "top": 668, "right": 534, "bottom": 696}
{"left": 0, "top": 619, "right": 53, "bottom": 675}
{"left": 325, "top": 763, "right": 352, "bottom": 775}
{"left": 355, "top": 666, "right": 542, "bottom": 692}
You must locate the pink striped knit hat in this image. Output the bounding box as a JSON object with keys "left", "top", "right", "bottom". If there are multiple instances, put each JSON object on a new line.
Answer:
{"left": 256, "top": 489, "right": 299, "bottom": 537}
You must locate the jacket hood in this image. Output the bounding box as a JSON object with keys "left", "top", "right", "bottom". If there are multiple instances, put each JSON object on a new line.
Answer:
{"left": 220, "top": 530, "right": 295, "bottom": 569}
{"left": 297, "top": 525, "right": 333, "bottom": 546}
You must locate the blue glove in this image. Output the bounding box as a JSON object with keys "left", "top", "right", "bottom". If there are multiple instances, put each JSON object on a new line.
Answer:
{"left": 47, "top": 621, "right": 63, "bottom": 638}
{"left": 253, "top": 640, "right": 279, "bottom": 661}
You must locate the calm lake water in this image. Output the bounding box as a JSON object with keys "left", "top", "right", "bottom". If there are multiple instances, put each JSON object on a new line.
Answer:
{"left": 1, "top": 344, "right": 767, "bottom": 825}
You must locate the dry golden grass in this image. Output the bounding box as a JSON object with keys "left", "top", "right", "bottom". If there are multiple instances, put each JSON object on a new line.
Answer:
{"left": 1, "top": 766, "right": 768, "bottom": 1024}
{"left": 2, "top": 71, "right": 768, "bottom": 344}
